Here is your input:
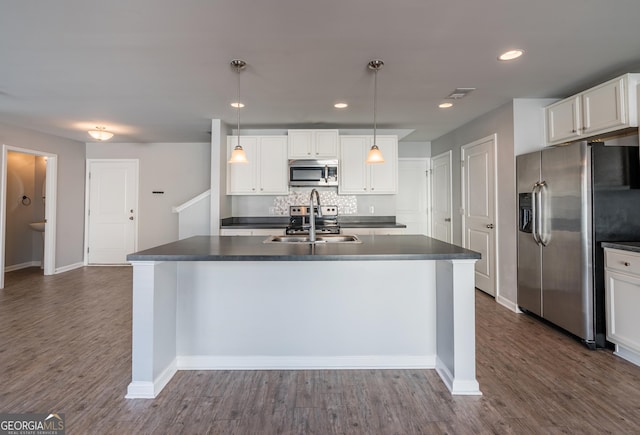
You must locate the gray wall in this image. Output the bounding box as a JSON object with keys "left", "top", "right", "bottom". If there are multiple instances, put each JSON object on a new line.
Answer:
{"left": 431, "top": 102, "right": 517, "bottom": 306}
{"left": 399, "top": 141, "right": 431, "bottom": 158}
{"left": 1, "top": 122, "right": 86, "bottom": 269}
{"left": 86, "top": 142, "right": 210, "bottom": 250}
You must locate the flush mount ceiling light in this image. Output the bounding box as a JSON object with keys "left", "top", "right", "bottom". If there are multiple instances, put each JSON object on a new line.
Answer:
{"left": 87, "top": 126, "right": 114, "bottom": 141}
{"left": 230, "top": 102, "right": 245, "bottom": 108}
{"left": 334, "top": 102, "right": 348, "bottom": 109}
{"left": 366, "top": 59, "right": 385, "bottom": 164}
{"left": 229, "top": 59, "right": 249, "bottom": 164}
{"left": 498, "top": 49, "right": 524, "bottom": 61}
{"left": 439, "top": 102, "right": 454, "bottom": 109}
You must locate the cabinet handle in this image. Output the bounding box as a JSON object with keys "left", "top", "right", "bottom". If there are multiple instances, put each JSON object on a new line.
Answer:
{"left": 572, "top": 129, "right": 577, "bottom": 133}
{"left": 623, "top": 261, "right": 631, "bottom": 267}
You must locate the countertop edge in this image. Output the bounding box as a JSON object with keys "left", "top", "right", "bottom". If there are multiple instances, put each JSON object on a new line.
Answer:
{"left": 602, "top": 241, "right": 640, "bottom": 253}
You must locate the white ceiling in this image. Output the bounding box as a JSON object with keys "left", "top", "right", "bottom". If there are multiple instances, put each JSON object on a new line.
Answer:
{"left": 2, "top": 0, "right": 640, "bottom": 144}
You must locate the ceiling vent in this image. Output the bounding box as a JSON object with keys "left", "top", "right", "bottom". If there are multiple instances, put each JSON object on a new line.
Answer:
{"left": 446, "top": 88, "right": 476, "bottom": 100}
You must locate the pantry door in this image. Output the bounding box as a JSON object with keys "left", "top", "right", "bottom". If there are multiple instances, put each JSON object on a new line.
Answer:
{"left": 461, "top": 135, "right": 497, "bottom": 296}
{"left": 86, "top": 160, "right": 138, "bottom": 264}
{"left": 431, "top": 151, "right": 453, "bottom": 243}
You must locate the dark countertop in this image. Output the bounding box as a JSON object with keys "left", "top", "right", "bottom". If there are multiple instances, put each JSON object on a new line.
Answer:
{"left": 601, "top": 241, "right": 640, "bottom": 253}
{"left": 127, "top": 235, "right": 480, "bottom": 262}
{"left": 220, "top": 216, "right": 407, "bottom": 229}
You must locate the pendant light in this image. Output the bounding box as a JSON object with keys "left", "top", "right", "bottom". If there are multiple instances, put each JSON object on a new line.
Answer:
{"left": 228, "top": 59, "right": 248, "bottom": 164}
{"left": 366, "top": 59, "right": 385, "bottom": 164}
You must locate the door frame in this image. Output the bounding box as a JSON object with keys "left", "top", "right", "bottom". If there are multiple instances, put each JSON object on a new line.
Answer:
{"left": 1, "top": 145, "right": 58, "bottom": 289}
{"left": 430, "top": 150, "right": 453, "bottom": 242}
{"left": 460, "top": 134, "right": 498, "bottom": 298}
{"left": 84, "top": 159, "right": 139, "bottom": 265}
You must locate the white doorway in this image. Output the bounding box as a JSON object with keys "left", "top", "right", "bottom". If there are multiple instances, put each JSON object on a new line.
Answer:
{"left": 1, "top": 145, "right": 58, "bottom": 289}
{"left": 431, "top": 151, "right": 453, "bottom": 243}
{"left": 396, "top": 158, "right": 430, "bottom": 235}
{"left": 85, "top": 159, "right": 139, "bottom": 264}
{"left": 461, "top": 134, "right": 497, "bottom": 297}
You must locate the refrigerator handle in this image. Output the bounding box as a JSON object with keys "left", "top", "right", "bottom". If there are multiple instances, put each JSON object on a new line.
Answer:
{"left": 538, "top": 181, "right": 548, "bottom": 247}
{"left": 532, "top": 183, "right": 541, "bottom": 246}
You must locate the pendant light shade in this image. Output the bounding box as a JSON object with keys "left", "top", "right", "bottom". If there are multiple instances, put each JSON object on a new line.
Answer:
{"left": 229, "top": 59, "right": 248, "bottom": 164}
{"left": 366, "top": 59, "right": 385, "bottom": 164}
{"left": 88, "top": 126, "right": 114, "bottom": 141}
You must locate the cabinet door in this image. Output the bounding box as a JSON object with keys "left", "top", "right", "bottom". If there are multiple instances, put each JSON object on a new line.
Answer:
{"left": 259, "top": 136, "right": 289, "bottom": 194}
{"left": 339, "top": 136, "right": 368, "bottom": 194}
{"left": 546, "top": 97, "right": 581, "bottom": 145}
{"left": 288, "top": 130, "right": 313, "bottom": 158}
{"left": 582, "top": 77, "right": 627, "bottom": 136}
{"left": 369, "top": 136, "right": 398, "bottom": 194}
{"left": 227, "top": 136, "right": 258, "bottom": 194}
{"left": 606, "top": 269, "right": 640, "bottom": 353}
{"left": 314, "top": 130, "right": 339, "bottom": 158}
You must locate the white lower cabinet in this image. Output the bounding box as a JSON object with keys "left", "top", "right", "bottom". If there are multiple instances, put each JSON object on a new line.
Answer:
{"left": 220, "top": 228, "right": 285, "bottom": 236}
{"left": 344, "top": 228, "right": 405, "bottom": 236}
{"left": 604, "top": 247, "right": 640, "bottom": 366}
{"left": 227, "top": 136, "right": 288, "bottom": 195}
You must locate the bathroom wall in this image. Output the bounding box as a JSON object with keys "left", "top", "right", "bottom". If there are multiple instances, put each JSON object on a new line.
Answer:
{"left": 5, "top": 152, "right": 46, "bottom": 269}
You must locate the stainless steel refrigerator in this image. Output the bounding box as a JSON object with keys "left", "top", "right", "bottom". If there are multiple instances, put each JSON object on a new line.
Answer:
{"left": 517, "top": 138, "right": 640, "bottom": 348}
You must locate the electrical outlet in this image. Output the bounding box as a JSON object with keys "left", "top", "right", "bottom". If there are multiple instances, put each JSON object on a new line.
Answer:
{"left": 369, "top": 205, "right": 375, "bottom": 214}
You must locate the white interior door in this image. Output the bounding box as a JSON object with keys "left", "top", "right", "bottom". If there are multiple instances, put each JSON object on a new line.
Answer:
{"left": 461, "top": 135, "right": 497, "bottom": 296}
{"left": 86, "top": 160, "right": 138, "bottom": 264}
{"left": 431, "top": 151, "right": 452, "bottom": 242}
{"left": 396, "top": 159, "right": 430, "bottom": 235}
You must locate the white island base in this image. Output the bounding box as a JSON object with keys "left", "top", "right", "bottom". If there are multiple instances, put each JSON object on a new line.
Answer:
{"left": 126, "top": 258, "right": 481, "bottom": 398}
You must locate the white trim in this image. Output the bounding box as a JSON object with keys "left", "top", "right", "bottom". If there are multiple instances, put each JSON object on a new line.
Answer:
{"left": 460, "top": 134, "right": 499, "bottom": 298}
{"left": 436, "top": 356, "right": 482, "bottom": 396}
{"left": 125, "top": 358, "right": 178, "bottom": 399}
{"left": 496, "top": 294, "right": 519, "bottom": 312}
{"left": 176, "top": 355, "right": 436, "bottom": 371}
{"left": 55, "top": 262, "right": 85, "bottom": 274}
{"left": 84, "top": 159, "right": 139, "bottom": 265}
{"left": 614, "top": 345, "right": 640, "bottom": 367}
{"left": 1, "top": 145, "right": 58, "bottom": 289}
{"left": 172, "top": 190, "right": 211, "bottom": 213}
{"left": 4, "top": 261, "right": 40, "bottom": 272}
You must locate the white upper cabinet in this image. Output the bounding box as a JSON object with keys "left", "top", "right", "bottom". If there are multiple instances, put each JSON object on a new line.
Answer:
{"left": 339, "top": 135, "right": 398, "bottom": 195}
{"left": 545, "top": 74, "right": 640, "bottom": 146}
{"left": 288, "top": 129, "right": 339, "bottom": 159}
{"left": 227, "top": 136, "right": 288, "bottom": 195}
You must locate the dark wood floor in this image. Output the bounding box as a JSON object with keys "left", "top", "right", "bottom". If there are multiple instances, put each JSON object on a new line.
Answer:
{"left": 1, "top": 267, "right": 639, "bottom": 434}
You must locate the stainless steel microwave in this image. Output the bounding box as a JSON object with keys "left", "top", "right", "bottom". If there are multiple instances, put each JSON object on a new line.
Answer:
{"left": 288, "top": 159, "right": 339, "bottom": 187}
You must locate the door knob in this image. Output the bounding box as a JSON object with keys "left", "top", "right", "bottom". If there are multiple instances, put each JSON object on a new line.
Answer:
{"left": 129, "top": 216, "right": 134, "bottom": 220}
{"left": 486, "top": 224, "right": 494, "bottom": 229}
{"left": 444, "top": 218, "right": 451, "bottom": 222}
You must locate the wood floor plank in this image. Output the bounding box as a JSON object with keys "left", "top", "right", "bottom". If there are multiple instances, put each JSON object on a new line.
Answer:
{"left": 1, "top": 267, "right": 640, "bottom": 434}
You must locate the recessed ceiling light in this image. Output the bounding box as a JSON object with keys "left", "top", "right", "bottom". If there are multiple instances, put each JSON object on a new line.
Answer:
{"left": 230, "top": 102, "right": 245, "bottom": 108}
{"left": 498, "top": 49, "right": 524, "bottom": 61}
{"left": 439, "top": 102, "right": 454, "bottom": 109}
{"left": 334, "top": 102, "right": 348, "bottom": 109}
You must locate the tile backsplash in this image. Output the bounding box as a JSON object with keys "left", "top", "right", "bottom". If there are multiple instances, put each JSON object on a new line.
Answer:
{"left": 273, "top": 191, "right": 357, "bottom": 215}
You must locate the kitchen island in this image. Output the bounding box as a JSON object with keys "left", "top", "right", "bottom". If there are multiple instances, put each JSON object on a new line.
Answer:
{"left": 125, "top": 235, "right": 481, "bottom": 398}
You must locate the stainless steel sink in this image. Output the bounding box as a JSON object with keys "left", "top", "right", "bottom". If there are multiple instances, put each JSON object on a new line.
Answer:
{"left": 263, "top": 234, "right": 361, "bottom": 244}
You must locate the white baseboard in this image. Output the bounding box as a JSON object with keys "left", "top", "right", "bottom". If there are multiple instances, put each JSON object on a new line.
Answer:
{"left": 125, "top": 358, "right": 177, "bottom": 399}
{"left": 55, "top": 262, "right": 85, "bottom": 274}
{"left": 177, "top": 355, "right": 437, "bottom": 371}
{"left": 496, "top": 294, "right": 519, "bottom": 313}
{"left": 5, "top": 261, "right": 40, "bottom": 272}
{"left": 614, "top": 345, "right": 640, "bottom": 367}
{"left": 435, "top": 356, "right": 482, "bottom": 396}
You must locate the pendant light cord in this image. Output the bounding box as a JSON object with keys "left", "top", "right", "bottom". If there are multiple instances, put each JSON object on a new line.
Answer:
{"left": 236, "top": 64, "right": 241, "bottom": 148}
{"left": 373, "top": 66, "right": 377, "bottom": 145}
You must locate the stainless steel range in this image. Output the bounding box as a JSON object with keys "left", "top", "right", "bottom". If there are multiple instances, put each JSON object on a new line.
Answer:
{"left": 286, "top": 205, "right": 340, "bottom": 235}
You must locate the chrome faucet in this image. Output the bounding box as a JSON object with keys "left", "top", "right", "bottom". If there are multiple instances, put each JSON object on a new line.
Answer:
{"left": 309, "top": 188, "right": 322, "bottom": 242}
